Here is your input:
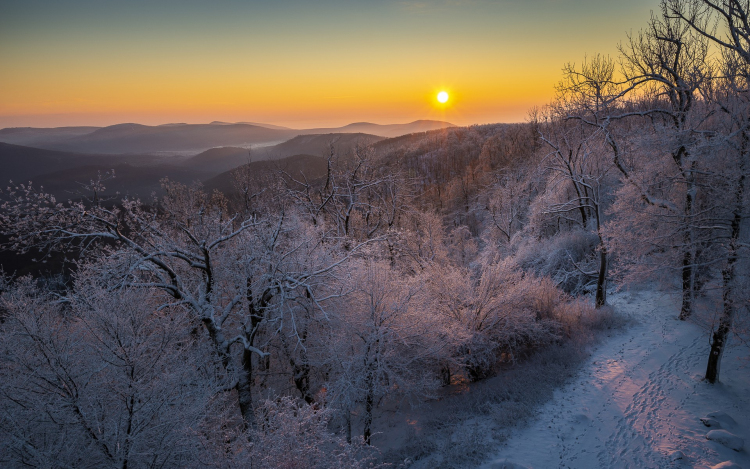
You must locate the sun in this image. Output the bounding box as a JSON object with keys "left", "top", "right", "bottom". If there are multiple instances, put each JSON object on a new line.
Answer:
{"left": 437, "top": 91, "right": 449, "bottom": 103}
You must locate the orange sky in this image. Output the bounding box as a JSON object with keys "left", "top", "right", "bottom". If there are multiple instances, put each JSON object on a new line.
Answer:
{"left": 0, "top": 0, "right": 657, "bottom": 128}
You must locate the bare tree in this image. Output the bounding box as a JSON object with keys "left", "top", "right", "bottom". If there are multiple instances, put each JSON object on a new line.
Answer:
{"left": 0, "top": 274, "right": 215, "bottom": 468}
{"left": 618, "top": 10, "right": 712, "bottom": 319}
{"left": 482, "top": 167, "right": 533, "bottom": 253}
{"left": 286, "top": 143, "right": 408, "bottom": 241}
{"left": 325, "top": 261, "right": 441, "bottom": 444}
{"left": 538, "top": 94, "right": 615, "bottom": 307}
{"left": 560, "top": 20, "right": 713, "bottom": 320}
{"left": 660, "top": 0, "right": 750, "bottom": 381}
{"left": 0, "top": 178, "right": 369, "bottom": 428}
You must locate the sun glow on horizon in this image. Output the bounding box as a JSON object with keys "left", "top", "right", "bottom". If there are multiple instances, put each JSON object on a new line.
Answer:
{"left": 0, "top": 0, "right": 658, "bottom": 128}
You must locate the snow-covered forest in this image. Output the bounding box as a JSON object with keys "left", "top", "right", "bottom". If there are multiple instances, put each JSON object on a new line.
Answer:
{"left": 1, "top": 1, "right": 750, "bottom": 467}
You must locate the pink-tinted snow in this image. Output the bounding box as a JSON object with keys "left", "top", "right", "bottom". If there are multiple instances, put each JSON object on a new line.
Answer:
{"left": 482, "top": 291, "right": 750, "bottom": 469}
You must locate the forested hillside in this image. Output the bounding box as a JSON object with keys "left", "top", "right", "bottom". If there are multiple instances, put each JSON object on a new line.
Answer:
{"left": 1, "top": 1, "right": 749, "bottom": 467}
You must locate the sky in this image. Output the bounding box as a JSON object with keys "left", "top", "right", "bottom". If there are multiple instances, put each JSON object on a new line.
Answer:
{"left": 0, "top": 0, "right": 657, "bottom": 129}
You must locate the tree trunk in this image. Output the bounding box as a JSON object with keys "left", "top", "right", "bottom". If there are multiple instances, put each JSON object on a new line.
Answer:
{"left": 363, "top": 374, "right": 375, "bottom": 445}
{"left": 202, "top": 316, "right": 258, "bottom": 426}
{"left": 679, "top": 248, "right": 694, "bottom": 320}
{"left": 237, "top": 347, "right": 256, "bottom": 429}
{"left": 595, "top": 242, "right": 608, "bottom": 308}
{"left": 705, "top": 277, "right": 733, "bottom": 383}
{"left": 279, "top": 330, "right": 314, "bottom": 404}
{"left": 706, "top": 239, "right": 737, "bottom": 384}
{"left": 345, "top": 410, "right": 352, "bottom": 444}
{"left": 292, "top": 362, "right": 313, "bottom": 404}
{"left": 440, "top": 364, "right": 451, "bottom": 386}
{"left": 680, "top": 168, "right": 697, "bottom": 320}
{"left": 706, "top": 137, "right": 745, "bottom": 382}
{"left": 121, "top": 381, "right": 136, "bottom": 469}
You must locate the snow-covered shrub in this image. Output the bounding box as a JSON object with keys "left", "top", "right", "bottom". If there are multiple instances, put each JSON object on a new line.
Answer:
{"left": 425, "top": 261, "right": 563, "bottom": 382}
{"left": 552, "top": 297, "right": 600, "bottom": 345}
{"left": 477, "top": 265, "right": 563, "bottom": 362}
{"left": 458, "top": 333, "right": 500, "bottom": 381}
{"left": 553, "top": 299, "right": 629, "bottom": 350}
{"left": 529, "top": 275, "right": 566, "bottom": 321}
{"left": 579, "top": 304, "right": 627, "bottom": 331}
{"left": 514, "top": 230, "right": 600, "bottom": 295}
{"left": 244, "top": 398, "right": 381, "bottom": 469}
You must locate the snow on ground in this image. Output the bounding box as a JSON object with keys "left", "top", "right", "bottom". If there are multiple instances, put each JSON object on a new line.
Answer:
{"left": 481, "top": 290, "right": 750, "bottom": 469}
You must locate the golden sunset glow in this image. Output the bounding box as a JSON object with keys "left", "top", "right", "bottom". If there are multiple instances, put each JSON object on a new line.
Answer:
{"left": 437, "top": 91, "right": 449, "bottom": 104}
{"left": 0, "top": 1, "right": 657, "bottom": 128}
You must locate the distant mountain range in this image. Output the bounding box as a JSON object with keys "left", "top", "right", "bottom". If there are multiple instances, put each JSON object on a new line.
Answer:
{"left": 182, "top": 132, "right": 384, "bottom": 173}
{"left": 0, "top": 123, "right": 295, "bottom": 155}
{"left": 0, "top": 126, "right": 102, "bottom": 148}
{"left": 298, "top": 120, "right": 455, "bottom": 139}
{"left": 0, "top": 127, "right": 435, "bottom": 199}
{"left": 0, "top": 120, "right": 456, "bottom": 201}
{"left": 0, "top": 120, "right": 454, "bottom": 155}
{"left": 0, "top": 142, "right": 209, "bottom": 199}
{"left": 0, "top": 142, "right": 169, "bottom": 184}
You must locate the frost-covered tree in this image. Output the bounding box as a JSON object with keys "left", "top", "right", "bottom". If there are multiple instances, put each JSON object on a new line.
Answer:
{"left": 618, "top": 10, "right": 711, "bottom": 319}
{"left": 0, "top": 178, "right": 366, "bottom": 428}
{"left": 655, "top": 0, "right": 750, "bottom": 381}
{"left": 208, "top": 397, "right": 383, "bottom": 469}
{"left": 482, "top": 168, "right": 533, "bottom": 251}
{"left": 325, "top": 261, "right": 441, "bottom": 444}
{"left": 286, "top": 143, "right": 408, "bottom": 241}
{"left": 0, "top": 274, "right": 215, "bottom": 468}
{"left": 538, "top": 82, "right": 617, "bottom": 306}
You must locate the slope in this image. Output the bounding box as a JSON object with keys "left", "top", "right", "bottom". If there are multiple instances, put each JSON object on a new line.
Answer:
{"left": 0, "top": 126, "right": 101, "bottom": 147}
{"left": 202, "top": 153, "right": 329, "bottom": 195}
{"left": 181, "top": 146, "right": 253, "bottom": 174}
{"left": 481, "top": 291, "right": 750, "bottom": 469}
{"left": 33, "top": 123, "right": 296, "bottom": 154}
{"left": 29, "top": 164, "right": 210, "bottom": 199}
{"left": 254, "top": 132, "right": 385, "bottom": 160}
{"left": 0, "top": 142, "right": 160, "bottom": 184}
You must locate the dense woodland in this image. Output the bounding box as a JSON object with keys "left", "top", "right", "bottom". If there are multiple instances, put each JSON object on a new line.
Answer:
{"left": 1, "top": 0, "right": 750, "bottom": 467}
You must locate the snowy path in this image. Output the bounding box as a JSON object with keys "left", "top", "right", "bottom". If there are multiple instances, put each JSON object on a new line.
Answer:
{"left": 481, "top": 291, "right": 750, "bottom": 469}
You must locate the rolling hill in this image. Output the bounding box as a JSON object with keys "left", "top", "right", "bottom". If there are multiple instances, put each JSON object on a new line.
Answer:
{"left": 0, "top": 120, "right": 455, "bottom": 156}
{"left": 0, "top": 142, "right": 207, "bottom": 198}
{"left": 30, "top": 164, "right": 209, "bottom": 200}
{"left": 181, "top": 147, "right": 253, "bottom": 173}
{"left": 30, "top": 123, "right": 296, "bottom": 155}
{"left": 0, "top": 126, "right": 101, "bottom": 147}
{"left": 299, "top": 120, "right": 455, "bottom": 138}
{"left": 202, "top": 154, "right": 329, "bottom": 196}
{"left": 254, "top": 132, "right": 385, "bottom": 160}
{"left": 182, "top": 133, "right": 385, "bottom": 176}
{"left": 0, "top": 142, "right": 166, "bottom": 184}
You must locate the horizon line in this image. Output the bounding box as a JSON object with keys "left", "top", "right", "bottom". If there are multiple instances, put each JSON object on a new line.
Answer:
{"left": 0, "top": 117, "right": 527, "bottom": 131}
